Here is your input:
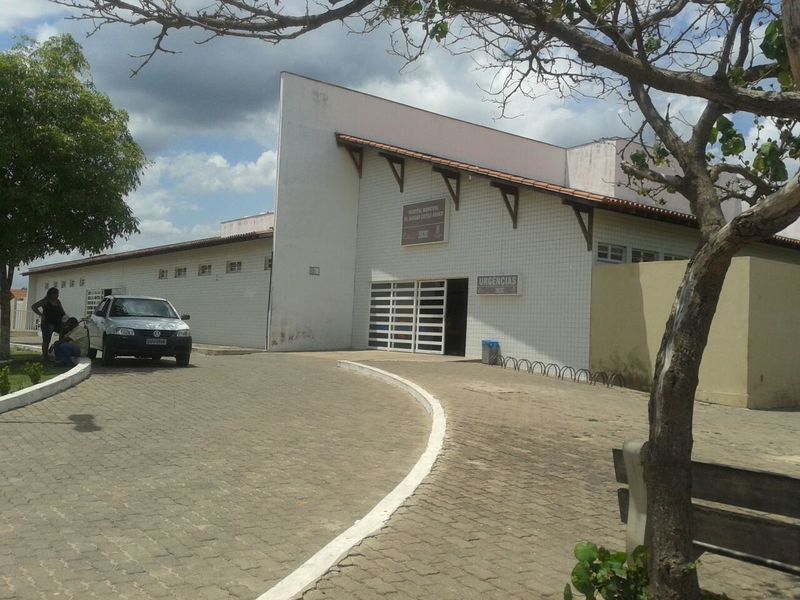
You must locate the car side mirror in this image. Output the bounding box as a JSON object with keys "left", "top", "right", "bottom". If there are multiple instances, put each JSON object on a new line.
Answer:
{"left": 181, "top": 314, "right": 190, "bottom": 320}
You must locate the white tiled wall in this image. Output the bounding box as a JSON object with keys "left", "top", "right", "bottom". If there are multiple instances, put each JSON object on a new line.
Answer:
{"left": 591, "top": 212, "right": 700, "bottom": 262}
{"left": 592, "top": 211, "right": 800, "bottom": 267}
{"left": 27, "top": 239, "right": 272, "bottom": 349}
{"left": 351, "top": 150, "right": 594, "bottom": 367}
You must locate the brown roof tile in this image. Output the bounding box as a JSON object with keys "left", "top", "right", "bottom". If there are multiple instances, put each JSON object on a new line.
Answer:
{"left": 335, "top": 133, "right": 800, "bottom": 252}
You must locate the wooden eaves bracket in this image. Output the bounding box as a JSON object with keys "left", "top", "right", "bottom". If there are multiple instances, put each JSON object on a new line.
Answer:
{"left": 379, "top": 152, "right": 405, "bottom": 192}
{"left": 341, "top": 143, "right": 363, "bottom": 178}
{"left": 562, "top": 198, "right": 594, "bottom": 251}
{"left": 491, "top": 182, "right": 519, "bottom": 229}
{"left": 432, "top": 167, "right": 461, "bottom": 210}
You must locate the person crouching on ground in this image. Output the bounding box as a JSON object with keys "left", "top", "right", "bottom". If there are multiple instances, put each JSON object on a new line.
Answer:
{"left": 31, "top": 287, "right": 66, "bottom": 359}
{"left": 51, "top": 317, "right": 89, "bottom": 367}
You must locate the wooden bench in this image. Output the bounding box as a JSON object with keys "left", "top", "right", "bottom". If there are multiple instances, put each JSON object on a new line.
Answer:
{"left": 613, "top": 441, "right": 800, "bottom": 576}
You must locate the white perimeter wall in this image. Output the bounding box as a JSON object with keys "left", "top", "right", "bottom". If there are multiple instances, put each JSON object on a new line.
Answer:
{"left": 351, "top": 149, "right": 594, "bottom": 367}
{"left": 27, "top": 238, "right": 271, "bottom": 348}
{"left": 269, "top": 73, "right": 567, "bottom": 351}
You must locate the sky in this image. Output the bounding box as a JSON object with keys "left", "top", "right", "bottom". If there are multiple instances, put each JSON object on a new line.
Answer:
{"left": 3, "top": 1, "right": 796, "bottom": 289}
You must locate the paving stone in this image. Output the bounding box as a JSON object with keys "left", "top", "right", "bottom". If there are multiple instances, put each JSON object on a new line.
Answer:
{"left": 0, "top": 352, "right": 428, "bottom": 599}
{"left": 296, "top": 358, "right": 800, "bottom": 600}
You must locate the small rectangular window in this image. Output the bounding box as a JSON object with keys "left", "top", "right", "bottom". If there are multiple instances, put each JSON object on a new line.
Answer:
{"left": 265, "top": 254, "right": 273, "bottom": 270}
{"left": 61, "top": 280, "right": 66, "bottom": 288}
{"left": 226, "top": 260, "right": 242, "bottom": 273}
{"left": 79, "top": 278, "right": 85, "bottom": 287}
{"left": 158, "top": 268, "right": 169, "bottom": 280}
{"left": 597, "top": 243, "right": 626, "bottom": 264}
{"left": 69, "top": 280, "right": 75, "bottom": 288}
{"left": 663, "top": 254, "right": 688, "bottom": 261}
{"left": 174, "top": 267, "right": 187, "bottom": 278}
{"left": 632, "top": 248, "right": 659, "bottom": 263}
{"left": 198, "top": 264, "right": 212, "bottom": 276}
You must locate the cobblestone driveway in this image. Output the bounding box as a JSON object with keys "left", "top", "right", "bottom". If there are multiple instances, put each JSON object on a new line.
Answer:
{"left": 0, "top": 353, "right": 429, "bottom": 600}
{"left": 298, "top": 359, "right": 800, "bottom": 600}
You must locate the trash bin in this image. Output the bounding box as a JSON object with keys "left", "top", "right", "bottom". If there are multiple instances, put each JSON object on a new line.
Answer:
{"left": 481, "top": 340, "right": 499, "bottom": 365}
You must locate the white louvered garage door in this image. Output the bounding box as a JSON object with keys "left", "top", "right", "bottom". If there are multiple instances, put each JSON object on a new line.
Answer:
{"left": 368, "top": 280, "right": 446, "bottom": 354}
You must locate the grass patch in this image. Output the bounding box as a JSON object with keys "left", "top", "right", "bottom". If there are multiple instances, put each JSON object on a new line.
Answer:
{"left": 1, "top": 352, "right": 67, "bottom": 395}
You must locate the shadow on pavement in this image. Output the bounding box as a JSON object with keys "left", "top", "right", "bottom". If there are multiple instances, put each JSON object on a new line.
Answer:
{"left": 89, "top": 356, "right": 197, "bottom": 375}
{"left": 68, "top": 414, "right": 102, "bottom": 432}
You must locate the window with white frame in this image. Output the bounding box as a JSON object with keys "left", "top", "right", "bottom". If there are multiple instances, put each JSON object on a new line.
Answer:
{"left": 174, "top": 267, "right": 187, "bottom": 278}
{"left": 198, "top": 264, "right": 212, "bottom": 276}
{"left": 226, "top": 260, "right": 242, "bottom": 273}
{"left": 597, "top": 243, "right": 626, "bottom": 264}
{"left": 632, "top": 248, "right": 659, "bottom": 263}
{"left": 61, "top": 280, "right": 66, "bottom": 288}
{"left": 158, "top": 268, "right": 169, "bottom": 280}
{"left": 264, "top": 254, "right": 273, "bottom": 270}
{"left": 663, "top": 253, "right": 689, "bottom": 261}
{"left": 69, "top": 280, "right": 75, "bottom": 288}
{"left": 79, "top": 278, "right": 85, "bottom": 287}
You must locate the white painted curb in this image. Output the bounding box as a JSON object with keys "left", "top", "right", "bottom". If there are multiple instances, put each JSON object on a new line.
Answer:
{"left": 0, "top": 358, "right": 91, "bottom": 415}
{"left": 256, "top": 360, "right": 447, "bottom": 600}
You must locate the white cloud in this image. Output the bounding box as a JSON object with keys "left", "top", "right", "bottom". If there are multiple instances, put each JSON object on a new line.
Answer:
{"left": 150, "top": 150, "right": 277, "bottom": 195}
{"left": 0, "top": 0, "right": 68, "bottom": 31}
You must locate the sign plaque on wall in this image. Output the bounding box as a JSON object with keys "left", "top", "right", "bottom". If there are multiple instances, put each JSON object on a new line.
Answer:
{"left": 477, "top": 275, "right": 519, "bottom": 295}
{"left": 401, "top": 199, "right": 447, "bottom": 246}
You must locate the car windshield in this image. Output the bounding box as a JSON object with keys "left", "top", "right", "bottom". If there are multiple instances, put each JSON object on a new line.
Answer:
{"left": 109, "top": 298, "right": 178, "bottom": 319}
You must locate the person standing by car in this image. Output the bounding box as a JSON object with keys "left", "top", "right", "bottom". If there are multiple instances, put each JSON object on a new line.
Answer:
{"left": 31, "top": 287, "right": 66, "bottom": 359}
{"left": 50, "top": 317, "right": 89, "bottom": 367}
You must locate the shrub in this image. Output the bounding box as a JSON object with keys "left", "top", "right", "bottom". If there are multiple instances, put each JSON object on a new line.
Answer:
{"left": 23, "top": 362, "right": 44, "bottom": 384}
{"left": 0, "top": 366, "right": 10, "bottom": 396}
{"left": 564, "top": 542, "right": 731, "bottom": 600}
{"left": 564, "top": 542, "right": 648, "bottom": 600}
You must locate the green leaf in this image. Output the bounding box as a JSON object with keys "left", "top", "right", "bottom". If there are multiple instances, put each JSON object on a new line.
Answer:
{"left": 571, "top": 562, "right": 595, "bottom": 596}
{"left": 727, "top": 66, "right": 744, "bottom": 86}
{"left": 708, "top": 127, "right": 718, "bottom": 145}
{"left": 644, "top": 37, "right": 661, "bottom": 54}
{"left": 574, "top": 542, "right": 599, "bottom": 563}
{"left": 564, "top": 583, "right": 574, "bottom": 600}
{"left": 721, "top": 135, "right": 745, "bottom": 155}
{"left": 551, "top": 0, "right": 564, "bottom": 17}
{"left": 630, "top": 150, "right": 648, "bottom": 170}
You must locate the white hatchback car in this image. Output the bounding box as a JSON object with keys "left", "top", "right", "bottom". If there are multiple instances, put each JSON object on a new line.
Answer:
{"left": 87, "top": 296, "right": 192, "bottom": 366}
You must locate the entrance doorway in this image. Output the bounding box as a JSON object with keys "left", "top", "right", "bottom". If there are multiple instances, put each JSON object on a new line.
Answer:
{"left": 445, "top": 278, "right": 468, "bottom": 356}
{"left": 368, "top": 279, "right": 469, "bottom": 355}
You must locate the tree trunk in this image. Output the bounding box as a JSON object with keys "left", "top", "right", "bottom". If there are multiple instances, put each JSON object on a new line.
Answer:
{"left": 784, "top": 0, "right": 800, "bottom": 87}
{"left": 0, "top": 264, "right": 13, "bottom": 360}
{"left": 644, "top": 237, "right": 739, "bottom": 600}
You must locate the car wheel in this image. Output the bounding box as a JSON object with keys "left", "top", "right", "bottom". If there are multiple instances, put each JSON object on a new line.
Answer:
{"left": 176, "top": 352, "right": 190, "bottom": 367}
{"left": 102, "top": 339, "right": 115, "bottom": 366}
{"left": 87, "top": 348, "right": 97, "bottom": 359}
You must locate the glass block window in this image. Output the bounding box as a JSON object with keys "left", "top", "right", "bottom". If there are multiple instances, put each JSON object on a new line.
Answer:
{"left": 174, "top": 267, "right": 187, "bottom": 278}
{"left": 597, "top": 243, "right": 626, "bottom": 264}
{"left": 226, "top": 260, "right": 242, "bottom": 273}
{"left": 198, "top": 264, "right": 212, "bottom": 276}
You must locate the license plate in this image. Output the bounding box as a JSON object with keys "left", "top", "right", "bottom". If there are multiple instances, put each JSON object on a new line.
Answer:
{"left": 146, "top": 338, "right": 167, "bottom": 345}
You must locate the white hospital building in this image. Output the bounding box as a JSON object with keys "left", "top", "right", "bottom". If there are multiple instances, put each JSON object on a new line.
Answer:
{"left": 25, "top": 74, "right": 800, "bottom": 408}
